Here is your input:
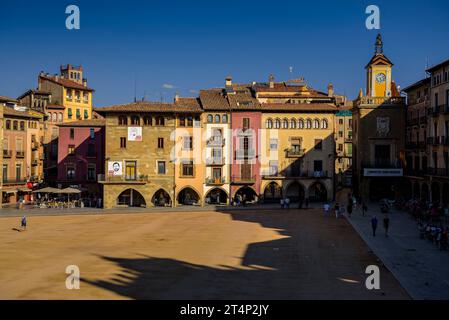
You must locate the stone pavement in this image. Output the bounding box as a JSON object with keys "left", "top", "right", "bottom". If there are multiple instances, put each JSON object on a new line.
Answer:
{"left": 345, "top": 205, "right": 449, "bottom": 300}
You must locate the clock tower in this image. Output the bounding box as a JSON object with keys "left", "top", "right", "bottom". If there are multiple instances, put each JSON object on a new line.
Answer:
{"left": 366, "top": 34, "right": 393, "bottom": 98}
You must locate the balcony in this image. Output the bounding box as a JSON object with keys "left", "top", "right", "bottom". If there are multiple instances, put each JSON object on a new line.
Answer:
{"left": 285, "top": 148, "right": 306, "bottom": 158}
{"left": 426, "top": 168, "right": 449, "bottom": 178}
{"left": 16, "top": 151, "right": 25, "bottom": 158}
{"left": 235, "top": 149, "right": 256, "bottom": 160}
{"left": 98, "top": 174, "right": 148, "bottom": 185}
{"left": 2, "top": 179, "right": 27, "bottom": 185}
{"left": 205, "top": 177, "right": 226, "bottom": 185}
{"left": 206, "top": 157, "right": 225, "bottom": 166}
{"left": 231, "top": 175, "right": 256, "bottom": 184}
{"left": 31, "top": 141, "right": 38, "bottom": 150}
{"left": 31, "top": 160, "right": 39, "bottom": 166}
{"left": 3, "top": 150, "right": 12, "bottom": 158}
{"left": 206, "top": 137, "right": 225, "bottom": 147}
{"left": 356, "top": 96, "right": 405, "bottom": 107}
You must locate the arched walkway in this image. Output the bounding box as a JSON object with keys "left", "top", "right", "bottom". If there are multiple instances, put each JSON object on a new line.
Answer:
{"left": 284, "top": 181, "right": 305, "bottom": 203}
{"left": 152, "top": 189, "right": 172, "bottom": 207}
{"left": 308, "top": 181, "right": 328, "bottom": 202}
{"left": 234, "top": 186, "right": 258, "bottom": 204}
{"left": 431, "top": 182, "right": 440, "bottom": 204}
{"left": 263, "top": 182, "right": 282, "bottom": 203}
{"left": 116, "top": 188, "right": 146, "bottom": 207}
{"left": 177, "top": 187, "right": 200, "bottom": 205}
{"left": 205, "top": 188, "right": 228, "bottom": 205}
{"left": 421, "top": 183, "right": 429, "bottom": 202}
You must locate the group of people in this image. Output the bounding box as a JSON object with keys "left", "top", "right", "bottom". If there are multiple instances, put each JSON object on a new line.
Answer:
{"left": 279, "top": 197, "right": 309, "bottom": 209}
{"left": 403, "top": 199, "right": 449, "bottom": 223}
{"left": 418, "top": 221, "right": 449, "bottom": 250}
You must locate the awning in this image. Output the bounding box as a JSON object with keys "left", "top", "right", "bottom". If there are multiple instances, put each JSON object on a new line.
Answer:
{"left": 32, "top": 187, "right": 60, "bottom": 193}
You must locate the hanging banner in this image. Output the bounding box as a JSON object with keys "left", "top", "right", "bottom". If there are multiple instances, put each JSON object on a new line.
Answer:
{"left": 108, "top": 161, "right": 123, "bottom": 176}
{"left": 128, "top": 127, "right": 142, "bottom": 141}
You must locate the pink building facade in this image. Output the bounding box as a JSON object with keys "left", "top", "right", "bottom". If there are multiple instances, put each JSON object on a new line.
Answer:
{"left": 231, "top": 111, "right": 262, "bottom": 202}
{"left": 57, "top": 119, "right": 105, "bottom": 200}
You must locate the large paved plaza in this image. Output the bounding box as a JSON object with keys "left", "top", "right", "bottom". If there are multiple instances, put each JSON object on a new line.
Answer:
{"left": 0, "top": 208, "right": 408, "bottom": 299}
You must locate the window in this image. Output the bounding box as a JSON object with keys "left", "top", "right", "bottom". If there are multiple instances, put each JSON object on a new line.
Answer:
{"left": 179, "top": 116, "right": 185, "bottom": 126}
{"left": 207, "top": 114, "right": 213, "bottom": 123}
{"left": 75, "top": 91, "right": 81, "bottom": 102}
{"left": 15, "top": 164, "right": 22, "bottom": 181}
{"left": 282, "top": 119, "right": 289, "bottom": 129}
{"left": 76, "top": 109, "right": 81, "bottom": 119}
{"left": 215, "top": 115, "right": 220, "bottom": 123}
{"left": 156, "top": 116, "right": 165, "bottom": 126}
{"left": 144, "top": 116, "right": 152, "bottom": 125}
{"left": 120, "top": 137, "right": 126, "bottom": 149}
{"left": 19, "top": 121, "right": 25, "bottom": 131}
{"left": 125, "top": 161, "right": 137, "bottom": 181}
{"left": 182, "top": 160, "right": 194, "bottom": 176}
{"left": 68, "top": 145, "right": 75, "bottom": 155}
{"left": 274, "top": 119, "right": 281, "bottom": 129}
{"left": 321, "top": 119, "right": 328, "bottom": 129}
{"left": 183, "top": 136, "right": 193, "bottom": 150}
{"left": 66, "top": 89, "right": 72, "bottom": 100}
{"left": 222, "top": 114, "right": 228, "bottom": 123}
{"left": 5, "top": 120, "right": 11, "bottom": 130}
{"left": 87, "top": 144, "right": 95, "bottom": 157}
{"left": 314, "top": 160, "right": 323, "bottom": 173}
{"left": 89, "top": 128, "right": 95, "bottom": 139}
{"left": 298, "top": 119, "right": 304, "bottom": 129}
{"left": 131, "top": 115, "right": 140, "bottom": 125}
{"left": 157, "top": 137, "right": 164, "bottom": 149}
{"left": 338, "top": 144, "right": 343, "bottom": 151}
{"left": 187, "top": 116, "right": 193, "bottom": 127}
{"left": 84, "top": 110, "right": 89, "bottom": 119}
{"left": 339, "top": 131, "right": 343, "bottom": 138}
{"left": 66, "top": 166, "right": 75, "bottom": 180}
{"left": 269, "top": 139, "right": 278, "bottom": 151}
{"left": 306, "top": 119, "right": 312, "bottom": 129}
{"left": 2, "top": 164, "right": 7, "bottom": 181}
{"left": 269, "top": 161, "right": 279, "bottom": 176}
{"left": 87, "top": 165, "right": 96, "bottom": 181}
{"left": 157, "top": 161, "right": 166, "bottom": 174}
{"left": 290, "top": 119, "right": 297, "bottom": 129}
{"left": 314, "top": 139, "right": 323, "bottom": 150}
{"left": 118, "top": 116, "right": 128, "bottom": 125}
{"left": 212, "top": 148, "right": 222, "bottom": 159}
{"left": 83, "top": 93, "right": 89, "bottom": 103}
{"left": 313, "top": 119, "right": 320, "bottom": 129}
{"left": 435, "top": 93, "right": 439, "bottom": 108}
{"left": 13, "top": 121, "right": 18, "bottom": 130}
{"left": 68, "top": 108, "right": 73, "bottom": 119}
{"left": 58, "top": 113, "right": 63, "bottom": 122}
{"left": 339, "top": 119, "right": 343, "bottom": 125}
{"left": 266, "top": 119, "right": 273, "bottom": 129}
{"left": 70, "top": 128, "right": 75, "bottom": 139}
{"left": 242, "top": 118, "right": 250, "bottom": 131}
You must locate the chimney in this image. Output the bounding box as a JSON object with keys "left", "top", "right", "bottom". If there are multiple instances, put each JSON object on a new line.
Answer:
{"left": 327, "top": 83, "right": 334, "bottom": 97}
{"left": 55, "top": 74, "right": 59, "bottom": 81}
{"left": 269, "top": 74, "right": 274, "bottom": 88}
{"left": 225, "top": 76, "right": 232, "bottom": 87}
{"left": 174, "top": 92, "right": 180, "bottom": 102}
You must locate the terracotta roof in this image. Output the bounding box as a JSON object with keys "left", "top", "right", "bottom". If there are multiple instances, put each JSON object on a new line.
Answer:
{"left": 175, "top": 97, "right": 202, "bottom": 110}
{"left": 95, "top": 101, "right": 201, "bottom": 114}
{"left": 199, "top": 89, "right": 230, "bottom": 110}
{"left": 402, "top": 78, "right": 431, "bottom": 93}
{"left": 365, "top": 53, "right": 394, "bottom": 68}
{"left": 0, "top": 95, "right": 18, "bottom": 103}
{"left": 39, "top": 75, "right": 94, "bottom": 91}
{"left": 58, "top": 119, "right": 105, "bottom": 127}
{"left": 260, "top": 103, "right": 338, "bottom": 112}
{"left": 2, "top": 106, "right": 43, "bottom": 119}
{"left": 17, "top": 89, "right": 52, "bottom": 100}
{"left": 46, "top": 104, "right": 65, "bottom": 110}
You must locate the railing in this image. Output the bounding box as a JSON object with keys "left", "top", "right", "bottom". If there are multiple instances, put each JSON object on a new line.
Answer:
{"left": 16, "top": 151, "right": 25, "bottom": 158}
{"left": 2, "top": 179, "right": 27, "bottom": 185}
{"left": 285, "top": 148, "right": 306, "bottom": 158}
{"left": 205, "top": 177, "right": 226, "bottom": 185}
{"left": 206, "top": 157, "right": 225, "bottom": 165}
{"left": 426, "top": 168, "right": 449, "bottom": 177}
{"left": 231, "top": 175, "right": 256, "bottom": 184}
{"left": 97, "top": 174, "right": 148, "bottom": 183}
{"left": 3, "top": 150, "right": 12, "bottom": 158}
{"left": 206, "top": 137, "right": 225, "bottom": 147}
{"left": 235, "top": 149, "right": 256, "bottom": 159}
{"left": 262, "top": 171, "right": 330, "bottom": 179}
{"left": 356, "top": 96, "right": 405, "bottom": 106}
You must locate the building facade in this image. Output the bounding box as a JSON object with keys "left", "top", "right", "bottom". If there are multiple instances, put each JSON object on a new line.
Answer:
{"left": 335, "top": 107, "right": 353, "bottom": 189}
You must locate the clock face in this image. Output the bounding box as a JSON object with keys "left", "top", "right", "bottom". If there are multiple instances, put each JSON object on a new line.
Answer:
{"left": 376, "top": 73, "right": 386, "bottom": 83}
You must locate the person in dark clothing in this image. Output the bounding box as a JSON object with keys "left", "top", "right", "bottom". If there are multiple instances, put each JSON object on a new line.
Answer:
{"left": 371, "top": 216, "right": 378, "bottom": 237}
{"left": 362, "top": 203, "right": 368, "bottom": 216}
{"left": 347, "top": 203, "right": 353, "bottom": 217}
{"left": 21, "top": 216, "right": 27, "bottom": 231}
{"left": 383, "top": 215, "right": 390, "bottom": 237}
{"left": 305, "top": 198, "right": 309, "bottom": 209}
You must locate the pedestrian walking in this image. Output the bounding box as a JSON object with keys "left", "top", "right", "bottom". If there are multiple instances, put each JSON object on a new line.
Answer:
{"left": 21, "top": 216, "right": 27, "bottom": 231}
{"left": 383, "top": 215, "right": 390, "bottom": 237}
{"left": 280, "top": 198, "right": 284, "bottom": 209}
{"left": 285, "top": 197, "right": 290, "bottom": 209}
{"left": 371, "top": 216, "right": 378, "bottom": 237}
{"left": 334, "top": 203, "right": 340, "bottom": 218}
{"left": 362, "top": 203, "right": 368, "bottom": 216}
{"left": 324, "top": 203, "right": 330, "bottom": 216}
{"left": 347, "top": 203, "right": 353, "bottom": 218}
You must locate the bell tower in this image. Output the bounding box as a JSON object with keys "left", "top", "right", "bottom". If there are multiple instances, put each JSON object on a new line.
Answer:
{"left": 366, "top": 34, "right": 393, "bottom": 98}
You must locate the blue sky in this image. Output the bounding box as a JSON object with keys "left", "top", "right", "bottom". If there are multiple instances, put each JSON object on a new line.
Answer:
{"left": 1, "top": 0, "right": 448, "bottom": 106}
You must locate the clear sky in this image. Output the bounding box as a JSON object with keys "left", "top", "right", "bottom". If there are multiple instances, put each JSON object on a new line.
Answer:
{"left": 1, "top": 0, "right": 448, "bottom": 106}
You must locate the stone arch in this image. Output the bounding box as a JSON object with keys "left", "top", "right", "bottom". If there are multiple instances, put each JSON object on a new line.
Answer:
{"left": 263, "top": 182, "right": 283, "bottom": 203}
{"left": 308, "top": 181, "right": 328, "bottom": 202}
{"left": 152, "top": 188, "right": 172, "bottom": 207}
{"left": 205, "top": 188, "right": 228, "bottom": 205}
{"left": 177, "top": 186, "right": 201, "bottom": 205}
{"left": 284, "top": 181, "right": 306, "bottom": 203}
{"left": 233, "top": 186, "right": 258, "bottom": 203}
{"left": 116, "top": 188, "right": 146, "bottom": 207}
